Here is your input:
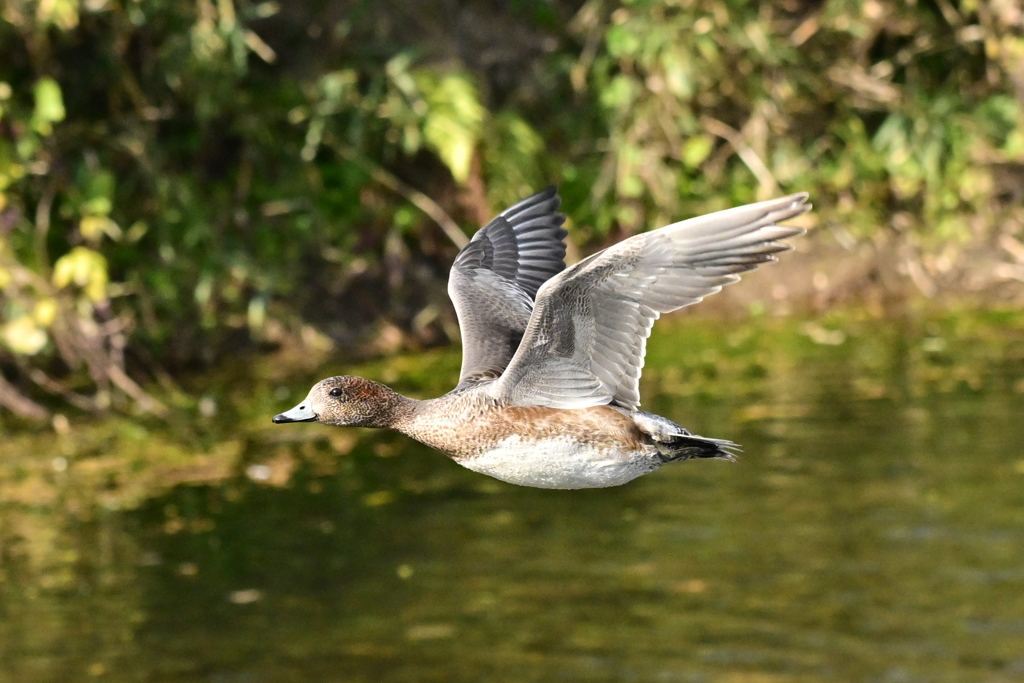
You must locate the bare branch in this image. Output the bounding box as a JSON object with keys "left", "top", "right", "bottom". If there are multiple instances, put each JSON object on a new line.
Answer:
{"left": 0, "top": 374, "right": 49, "bottom": 420}
{"left": 701, "top": 116, "right": 781, "bottom": 198}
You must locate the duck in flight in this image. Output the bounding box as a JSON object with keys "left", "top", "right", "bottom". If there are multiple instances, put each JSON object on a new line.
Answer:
{"left": 274, "top": 187, "right": 809, "bottom": 489}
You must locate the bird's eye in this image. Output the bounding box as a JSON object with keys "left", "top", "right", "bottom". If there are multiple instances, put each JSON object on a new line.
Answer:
{"left": 329, "top": 387, "right": 343, "bottom": 398}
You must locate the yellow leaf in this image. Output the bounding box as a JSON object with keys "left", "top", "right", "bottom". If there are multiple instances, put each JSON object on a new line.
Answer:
{"left": 37, "top": 0, "right": 79, "bottom": 30}
{"left": 52, "top": 247, "right": 109, "bottom": 301}
{"left": 125, "top": 221, "right": 148, "bottom": 242}
{"left": 1, "top": 316, "right": 48, "bottom": 355}
{"left": 80, "top": 215, "right": 121, "bottom": 242}
{"left": 81, "top": 196, "right": 113, "bottom": 216}
{"left": 363, "top": 491, "right": 395, "bottom": 507}
{"left": 33, "top": 298, "right": 59, "bottom": 327}
{"left": 0, "top": 164, "right": 25, "bottom": 188}
{"left": 85, "top": 275, "right": 108, "bottom": 302}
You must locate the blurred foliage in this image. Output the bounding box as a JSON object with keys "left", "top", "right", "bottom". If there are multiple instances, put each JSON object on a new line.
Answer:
{"left": 1, "top": 0, "right": 1024, "bottom": 417}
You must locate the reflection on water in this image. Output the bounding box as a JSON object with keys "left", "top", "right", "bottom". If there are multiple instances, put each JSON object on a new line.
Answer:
{"left": 2, "top": 315, "right": 1024, "bottom": 682}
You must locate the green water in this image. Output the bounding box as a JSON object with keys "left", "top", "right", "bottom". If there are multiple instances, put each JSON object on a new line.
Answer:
{"left": 2, "top": 314, "right": 1024, "bottom": 682}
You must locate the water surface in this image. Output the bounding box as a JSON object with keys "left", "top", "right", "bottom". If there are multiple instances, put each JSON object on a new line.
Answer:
{"left": 2, "top": 314, "right": 1023, "bottom": 682}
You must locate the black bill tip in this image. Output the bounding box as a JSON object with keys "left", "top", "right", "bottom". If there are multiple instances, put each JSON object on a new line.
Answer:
{"left": 272, "top": 413, "right": 317, "bottom": 424}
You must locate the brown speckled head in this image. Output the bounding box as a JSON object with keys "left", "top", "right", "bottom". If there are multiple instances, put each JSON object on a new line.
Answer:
{"left": 273, "top": 376, "right": 409, "bottom": 428}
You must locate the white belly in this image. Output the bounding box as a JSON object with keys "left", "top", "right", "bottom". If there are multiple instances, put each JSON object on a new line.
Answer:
{"left": 459, "top": 435, "right": 660, "bottom": 489}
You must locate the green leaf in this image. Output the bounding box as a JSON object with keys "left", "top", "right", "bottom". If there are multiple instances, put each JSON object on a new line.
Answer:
{"left": 683, "top": 135, "right": 714, "bottom": 169}
{"left": 606, "top": 25, "right": 642, "bottom": 58}
{"left": 483, "top": 111, "right": 544, "bottom": 206}
{"left": 81, "top": 169, "right": 116, "bottom": 215}
{"left": 416, "top": 72, "right": 485, "bottom": 183}
{"left": 619, "top": 174, "right": 644, "bottom": 198}
{"left": 599, "top": 75, "right": 636, "bottom": 110}
{"left": 318, "top": 70, "right": 358, "bottom": 110}
{"left": 32, "top": 78, "right": 66, "bottom": 135}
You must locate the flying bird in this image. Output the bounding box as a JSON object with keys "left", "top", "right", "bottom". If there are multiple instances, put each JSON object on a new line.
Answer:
{"left": 274, "top": 187, "right": 809, "bottom": 489}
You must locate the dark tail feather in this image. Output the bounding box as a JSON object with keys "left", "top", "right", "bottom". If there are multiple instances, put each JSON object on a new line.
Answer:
{"left": 657, "top": 434, "right": 741, "bottom": 463}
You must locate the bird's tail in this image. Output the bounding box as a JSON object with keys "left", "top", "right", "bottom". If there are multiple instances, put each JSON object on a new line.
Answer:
{"left": 630, "top": 409, "right": 741, "bottom": 462}
{"left": 656, "top": 433, "right": 741, "bottom": 463}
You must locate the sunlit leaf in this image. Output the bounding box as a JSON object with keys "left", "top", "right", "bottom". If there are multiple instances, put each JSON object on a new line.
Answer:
{"left": 682, "top": 135, "right": 714, "bottom": 169}
{"left": 126, "top": 221, "right": 148, "bottom": 242}
{"left": 32, "top": 78, "right": 66, "bottom": 135}
{"left": 247, "top": 296, "right": 266, "bottom": 330}
{"left": 80, "top": 169, "right": 116, "bottom": 215}
{"left": 1, "top": 316, "right": 48, "bottom": 355}
{"left": 37, "top": 0, "right": 79, "bottom": 30}
{"left": 80, "top": 215, "right": 121, "bottom": 242}
{"left": 52, "top": 247, "right": 109, "bottom": 302}
{"left": 33, "top": 298, "right": 59, "bottom": 328}
{"left": 606, "top": 24, "right": 642, "bottom": 58}
{"left": 386, "top": 53, "right": 418, "bottom": 99}
{"left": 81, "top": 197, "right": 113, "bottom": 216}
{"left": 1, "top": 162, "right": 25, "bottom": 186}
{"left": 416, "top": 72, "right": 484, "bottom": 183}
{"left": 190, "top": 20, "right": 225, "bottom": 61}
{"left": 318, "top": 70, "right": 358, "bottom": 110}
{"left": 619, "top": 174, "right": 643, "bottom": 198}
{"left": 483, "top": 111, "right": 544, "bottom": 207}
{"left": 662, "top": 50, "right": 693, "bottom": 99}
{"left": 599, "top": 75, "right": 636, "bottom": 110}
{"left": 1004, "top": 129, "right": 1024, "bottom": 157}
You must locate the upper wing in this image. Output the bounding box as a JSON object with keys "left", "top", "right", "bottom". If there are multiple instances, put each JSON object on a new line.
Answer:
{"left": 448, "top": 186, "right": 568, "bottom": 385}
{"left": 488, "top": 193, "right": 810, "bottom": 409}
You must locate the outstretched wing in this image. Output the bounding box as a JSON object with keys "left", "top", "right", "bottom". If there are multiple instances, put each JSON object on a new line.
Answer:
{"left": 448, "top": 186, "right": 568, "bottom": 385}
{"left": 488, "top": 193, "right": 810, "bottom": 409}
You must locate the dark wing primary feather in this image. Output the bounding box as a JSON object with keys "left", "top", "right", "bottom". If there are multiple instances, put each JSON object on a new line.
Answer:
{"left": 448, "top": 186, "right": 568, "bottom": 386}
{"left": 487, "top": 193, "right": 811, "bottom": 409}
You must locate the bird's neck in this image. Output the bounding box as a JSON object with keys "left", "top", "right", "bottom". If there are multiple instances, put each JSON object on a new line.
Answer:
{"left": 386, "top": 390, "right": 495, "bottom": 457}
{"left": 360, "top": 386, "right": 420, "bottom": 430}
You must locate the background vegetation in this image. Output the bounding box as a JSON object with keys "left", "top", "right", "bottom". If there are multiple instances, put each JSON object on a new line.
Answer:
{"left": 2, "top": 0, "right": 1024, "bottom": 418}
